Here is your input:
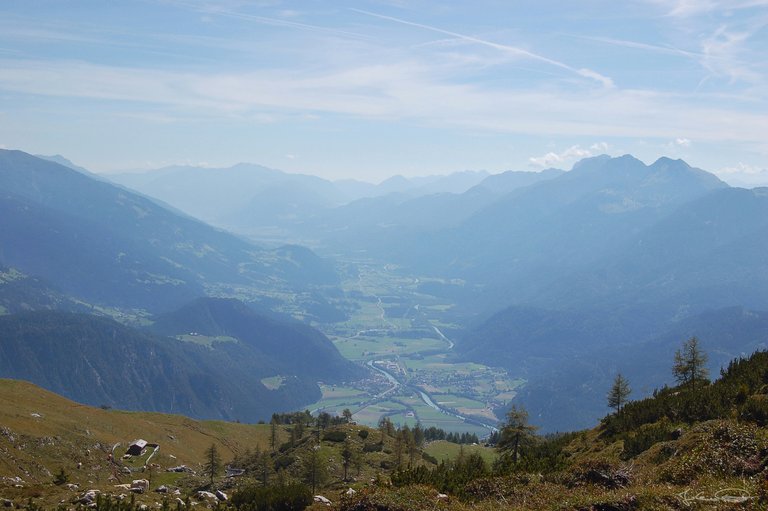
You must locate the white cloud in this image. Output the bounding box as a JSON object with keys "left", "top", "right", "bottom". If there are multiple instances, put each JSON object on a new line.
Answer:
{"left": 0, "top": 58, "right": 767, "bottom": 153}
{"left": 675, "top": 137, "right": 691, "bottom": 147}
{"left": 528, "top": 145, "right": 597, "bottom": 168}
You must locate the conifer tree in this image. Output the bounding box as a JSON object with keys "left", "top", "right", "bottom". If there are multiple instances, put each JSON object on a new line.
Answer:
{"left": 607, "top": 373, "right": 631, "bottom": 413}
{"left": 341, "top": 438, "right": 353, "bottom": 481}
{"left": 497, "top": 405, "right": 537, "bottom": 464}
{"left": 202, "top": 444, "right": 222, "bottom": 486}
{"left": 673, "top": 336, "right": 709, "bottom": 390}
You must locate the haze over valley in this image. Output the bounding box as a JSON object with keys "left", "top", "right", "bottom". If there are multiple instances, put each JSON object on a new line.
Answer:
{"left": 2, "top": 2, "right": 768, "bottom": 509}
{"left": 2, "top": 149, "right": 766, "bottom": 434}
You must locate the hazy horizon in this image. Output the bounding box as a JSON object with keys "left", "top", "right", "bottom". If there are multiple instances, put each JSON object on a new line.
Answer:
{"left": 1, "top": 1, "right": 767, "bottom": 183}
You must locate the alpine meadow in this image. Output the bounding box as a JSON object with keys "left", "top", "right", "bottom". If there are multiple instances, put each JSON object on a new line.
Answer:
{"left": 1, "top": 2, "right": 767, "bottom": 510}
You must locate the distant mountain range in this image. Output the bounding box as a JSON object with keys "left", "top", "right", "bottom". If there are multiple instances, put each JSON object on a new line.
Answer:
{"left": 0, "top": 150, "right": 360, "bottom": 420}
{"left": 0, "top": 150, "right": 337, "bottom": 311}
{"left": 108, "top": 164, "right": 493, "bottom": 240}
{"left": 3, "top": 149, "right": 767, "bottom": 432}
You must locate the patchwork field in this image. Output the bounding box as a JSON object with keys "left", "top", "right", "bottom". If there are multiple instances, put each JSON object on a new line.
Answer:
{"left": 307, "top": 262, "right": 527, "bottom": 438}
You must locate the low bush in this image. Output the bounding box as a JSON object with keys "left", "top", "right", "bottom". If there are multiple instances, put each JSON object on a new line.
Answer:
{"left": 230, "top": 483, "right": 311, "bottom": 511}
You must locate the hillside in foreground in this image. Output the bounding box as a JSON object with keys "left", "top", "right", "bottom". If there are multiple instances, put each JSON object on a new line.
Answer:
{"left": 4, "top": 346, "right": 768, "bottom": 510}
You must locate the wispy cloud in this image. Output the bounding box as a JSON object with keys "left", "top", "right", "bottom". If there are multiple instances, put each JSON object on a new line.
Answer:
{"left": 1, "top": 58, "right": 766, "bottom": 148}
{"left": 350, "top": 8, "right": 614, "bottom": 88}
{"left": 167, "top": 0, "right": 371, "bottom": 40}
{"left": 647, "top": 0, "right": 768, "bottom": 17}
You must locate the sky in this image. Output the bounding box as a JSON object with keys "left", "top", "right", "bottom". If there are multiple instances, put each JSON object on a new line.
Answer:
{"left": 0, "top": 0, "right": 767, "bottom": 184}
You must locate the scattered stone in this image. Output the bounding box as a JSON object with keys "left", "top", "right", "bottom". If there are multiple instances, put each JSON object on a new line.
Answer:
{"left": 30, "top": 413, "right": 42, "bottom": 418}
{"left": 114, "top": 484, "right": 132, "bottom": 490}
{"left": 131, "top": 479, "right": 150, "bottom": 494}
{"left": 313, "top": 495, "right": 331, "bottom": 506}
{"left": 196, "top": 491, "right": 216, "bottom": 501}
{"left": 1, "top": 498, "right": 13, "bottom": 508}
{"left": 78, "top": 489, "right": 100, "bottom": 504}
{"left": 175, "top": 498, "right": 185, "bottom": 507}
{"left": 65, "top": 483, "right": 80, "bottom": 491}
{"left": 345, "top": 488, "right": 356, "bottom": 496}
{"left": 173, "top": 490, "right": 181, "bottom": 496}
{"left": 138, "top": 504, "right": 148, "bottom": 511}
{"left": 214, "top": 490, "right": 227, "bottom": 502}
{"left": 155, "top": 485, "right": 169, "bottom": 494}
{"left": 167, "top": 465, "right": 193, "bottom": 473}
{"left": 437, "top": 493, "right": 449, "bottom": 500}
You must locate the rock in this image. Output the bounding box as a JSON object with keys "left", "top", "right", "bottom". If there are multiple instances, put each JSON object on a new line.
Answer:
{"left": 175, "top": 498, "right": 185, "bottom": 507}
{"left": 131, "top": 479, "right": 150, "bottom": 494}
{"left": 1, "top": 499, "right": 13, "bottom": 508}
{"left": 313, "top": 495, "right": 331, "bottom": 506}
{"left": 138, "top": 505, "right": 148, "bottom": 511}
{"left": 114, "top": 484, "right": 132, "bottom": 490}
{"left": 173, "top": 490, "right": 181, "bottom": 496}
{"left": 214, "top": 490, "right": 227, "bottom": 502}
{"left": 196, "top": 491, "right": 217, "bottom": 501}
{"left": 65, "top": 483, "right": 80, "bottom": 491}
{"left": 345, "top": 488, "right": 356, "bottom": 495}
{"left": 437, "top": 493, "right": 449, "bottom": 500}
{"left": 79, "top": 490, "right": 100, "bottom": 504}
{"left": 156, "top": 485, "right": 169, "bottom": 494}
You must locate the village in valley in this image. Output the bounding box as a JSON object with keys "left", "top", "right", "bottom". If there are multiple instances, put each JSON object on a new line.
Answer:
{"left": 305, "top": 263, "right": 525, "bottom": 438}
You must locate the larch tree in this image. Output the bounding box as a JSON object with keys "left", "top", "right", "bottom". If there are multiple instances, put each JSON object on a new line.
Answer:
{"left": 496, "top": 405, "right": 538, "bottom": 464}
{"left": 607, "top": 373, "right": 631, "bottom": 413}
{"left": 202, "top": 444, "right": 222, "bottom": 486}
{"left": 673, "top": 336, "right": 709, "bottom": 390}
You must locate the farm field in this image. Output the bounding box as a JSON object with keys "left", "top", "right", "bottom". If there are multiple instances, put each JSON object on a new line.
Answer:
{"left": 304, "top": 262, "right": 529, "bottom": 438}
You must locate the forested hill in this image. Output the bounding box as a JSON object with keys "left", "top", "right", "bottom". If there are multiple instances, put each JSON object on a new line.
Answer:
{"left": 150, "top": 297, "right": 364, "bottom": 383}
{"left": 0, "top": 310, "right": 346, "bottom": 421}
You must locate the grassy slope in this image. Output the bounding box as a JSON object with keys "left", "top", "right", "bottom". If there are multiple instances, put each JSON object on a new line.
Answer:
{"left": 0, "top": 379, "right": 271, "bottom": 503}
{"left": 423, "top": 440, "right": 497, "bottom": 464}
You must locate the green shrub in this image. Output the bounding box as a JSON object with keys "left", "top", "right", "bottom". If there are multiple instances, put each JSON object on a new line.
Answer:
{"left": 231, "top": 483, "right": 311, "bottom": 511}
{"left": 273, "top": 455, "right": 295, "bottom": 471}
{"left": 322, "top": 430, "right": 346, "bottom": 442}
{"left": 363, "top": 442, "right": 383, "bottom": 453}
{"left": 740, "top": 394, "right": 768, "bottom": 425}
{"left": 621, "top": 420, "right": 676, "bottom": 459}
{"left": 358, "top": 429, "right": 369, "bottom": 440}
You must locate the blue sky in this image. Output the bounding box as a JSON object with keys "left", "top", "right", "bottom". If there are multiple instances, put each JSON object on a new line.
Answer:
{"left": 0, "top": 0, "right": 767, "bottom": 183}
